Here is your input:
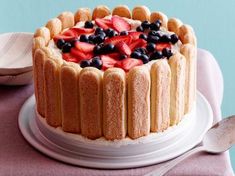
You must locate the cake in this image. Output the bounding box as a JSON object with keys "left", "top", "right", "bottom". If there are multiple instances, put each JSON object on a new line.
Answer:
{"left": 32, "top": 5, "right": 197, "bottom": 140}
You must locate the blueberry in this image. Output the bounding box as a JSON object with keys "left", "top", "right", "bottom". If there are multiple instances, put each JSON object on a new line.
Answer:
{"left": 80, "top": 34, "right": 89, "bottom": 42}
{"left": 148, "top": 30, "right": 158, "bottom": 36}
{"left": 131, "top": 51, "right": 142, "bottom": 59}
{"left": 80, "top": 60, "right": 91, "bottom": 68}
{"left": 141, "top": 20, "right": 150, "bottom": 29}
{"left": 150, "top": 51, "right": 162, "bottom": 60}
{"left": 141, "top": 54, "right": 149, "bottom": 64}
{"left": 139, "top": 33, "right": 147, "bottom": 40}
{"left": 135, "top": 47, "right": 147, "bottom": 54}
{"left": 162, "top": 48, "right": 173, "bottom": 58}
{"left": 170, "top": 34, "right": 179, "bottom": 44}
{"left": 147, "top": 35, "right": 160, "bottom": 43}
{"left": 146, "top": 43, "right": 156, "bottom": 52}
{"left": 136, "top": 26, "right": 144, "bottom": 32}
{"left": 155, "top": 19, "right": 162, "bottom": 26}
{"left": 120, "top": 31, "right": 128, "bottom": 36}
{"left": 95, "top": 27, "right": 104, "bottom": 35}
{"left": 108, "top": 30, "right": 118, "bottom": 38}
{"left": 150, "top": 22, "right": 160, "bottom": 31}
{"left": 70, "top": 39, "right": 78, "bottom": 47}
{"left": 93, "top": 45, "right": 102, "bottom": 55}
{"left": 105, "top": 29, "right": 113, "bottom": 35}
{"left": 88, "top": 35, "right": 96, "bottom": 43}
{"left": 84, "top": 21, "right": 94, "bottom": 28}
{"left": 120, "top": 54, "right": 127, "bottom": 60}
{"left": 56, "top": 39, "right": 66, "bottom": 49}
{"left": 91, "top": 57, "right": 102, "bottom": 69}
{"left": 93, "top": 35, "right": 105, "bottom": 44}
{"left": 160, "top": 35, "right": 171, "bottom": 42}
{"left": 62, "top": 43, "right": 72, "bottom": 53}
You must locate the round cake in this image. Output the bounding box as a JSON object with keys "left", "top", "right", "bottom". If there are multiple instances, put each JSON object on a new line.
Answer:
{"left": 32, "top": 5, "right": 197, "bottom": 140}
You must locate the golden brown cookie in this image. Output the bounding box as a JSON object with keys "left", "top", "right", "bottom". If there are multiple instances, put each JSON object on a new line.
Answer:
{"left": 112, "top": 5, "right": 131, "bottom": 18}
{"left": 34, "top": 27, "right": 50, "bottom": 45}
{"left": 92, "top": 5, "right": 111, "bottom": 19}
{"left": 58, "top": 11, "right": 75, "bottom": 29}
{"left": 150, "top": 11, "right": 168, "bottom": 28}
{"left": 168, "top": 52, "right": 186, "bottom": 125}
{"left": 103, "top": 68, "right": 127, "bottom": 140}
{"left": 132, "top": 6, "right": 150, "bottom": 22}
{"left": 128, "top": 66, "right": 150, "bottom": 139}
{"left": 150, "top": 60, "right": 171, "bottom": 132}
{"left": 32, "top": 36, "right": 46, "bottom": 55}
{"left": 74, "top": 8, "right": 92, "bottom": 23}
{"left": 167, "top": 18, "right": 183, "bottom": 35}
{"left": 79, "top": 67, "right": 103, "bottom": 139}
{"left": 179, "top": 24, "right": 197, "bottom": 46}
{"left": 46, "top": 18, "right": 62, "bottom": 38}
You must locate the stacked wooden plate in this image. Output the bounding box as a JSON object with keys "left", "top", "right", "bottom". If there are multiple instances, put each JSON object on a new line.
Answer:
{"left": 0, "top": 32, "right": 33, "bottom": 85}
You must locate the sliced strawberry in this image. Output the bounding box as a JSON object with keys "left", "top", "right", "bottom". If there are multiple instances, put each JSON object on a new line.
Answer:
{"left": 116, "top": 41, "right": 131, "bottom": 56}
{"left": 70, "top": 48, "right": 90, "bottom": 61}
{"left": 71, "top": 27, "right": 95, "bottom": 35}
{"left": 95, "top": 18, "right": 113, "bottom": 30}
{"left": 101, "top": 55, "right": 117, "bottom": 70}
{"left": 62, "top": 29, "right": 78, "bottom": 37}
{"left": 129, "top": 39, "right": 147, "bottom": 51}
{"left": 105, "top": 53, "right": 120, "bottom": 60}
{"left": 62, "top": 53, "right": 79, "bottom": 63}
{"left": 129, "top": 32, "right": 143, "bottom": 41}
{"left": 115, "top": 58, "right": 143, "bottom": 72}
{"left": 53, "top": 34, "right": 76, "bottom": 42}
{"left": 156, "top": 43, "right": 171, "bottom": 51}
{"left": 112, "top": 15, "right": 131, "bottom": 32}
{"left": 105, "top": 35, "right": 132, "bottom": 45}
{"left": 75, "top": 41, "right": 95, "bottom": 53}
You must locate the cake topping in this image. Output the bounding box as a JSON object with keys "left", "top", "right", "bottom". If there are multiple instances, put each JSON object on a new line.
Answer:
{"left": 53, "top": 15, "right": 180, "bottom": 71}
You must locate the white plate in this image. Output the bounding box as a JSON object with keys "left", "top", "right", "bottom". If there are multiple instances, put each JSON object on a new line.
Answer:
{"left": 18, "top": 92, "right": 213, "bottom": 169}
{"left": 0, "top": 32, "right": 33, "bottom": 76}
{"left": 0, "top": 70, "right": 33, "bottom": 85}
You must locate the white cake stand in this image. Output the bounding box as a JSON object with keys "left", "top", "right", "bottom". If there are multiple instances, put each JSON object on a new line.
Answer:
{"left": 18, "top": 92, "right": 213, "bottom": 169}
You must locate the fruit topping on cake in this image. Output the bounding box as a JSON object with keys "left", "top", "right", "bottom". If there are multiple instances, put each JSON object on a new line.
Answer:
{"left": 53, "top": 15, "right": 179, "bottom": 71}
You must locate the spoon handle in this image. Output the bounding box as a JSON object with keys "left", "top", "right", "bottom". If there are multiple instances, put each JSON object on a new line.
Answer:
{"left": 145, "top": 145, "right": 205, "bottom": 176}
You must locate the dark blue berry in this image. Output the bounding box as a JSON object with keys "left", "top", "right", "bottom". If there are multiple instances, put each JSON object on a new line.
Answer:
{"left": 120, "top": 31, "right": 128, "bottom": 36}
{"left": 135, "top": 47, "right": 147, "bottom": 54}
{"left": 62, "top": 43, "right": 72, "bottom": 53}
{"left": 141, "top": 54, "right": 149, "bottom": 64}
{"left": 91, "top": 57, "right": 102, "bottom": 69}
{"left": 141, "top": 21, "right": 150, "bottom": 29}
{"left": 108, "top": 30, "right": 118, "bottom": 38}
{"left": 80, "top": 34, "right": 89, "bottom": 42}
{"left": 93, "top": 44, "right": 102, "bottom": 55}
{"left": 170, "top": 34, "right": 179, "bottom": 44}
{"left": 80, "top": 60, "right": 91, "bottom": 68}
{"left": 160, "top": 35, "right": 171, "bottom": 42}
{"left": 93, "top": 34, "right": 105, "bottom": 44}
{"left": 95, "top": 27, "right": 104, "bottom": 35}
{"left": 150, "top": 22, "right": 160, "bottom": 31}
{"left": 155, "top": 19, "right": 162, "bottom": 26}
{"left": 147, "top": 35, "right": 160, "bottom": 43}
{"left": 103, "top": 44, "right": 115, "bottom": 53}
{"left": 56, "top": 39, "right": 66, "bottom": 49}
{"left": 136, "top": 26, "right": 144, "bottom": 32}
{"left": 150, "top": 51, "right": 162, "bottom": 60}
{"left": 131, "top": 51, "right": 142, "bottom": 59}
{"left": 88, "top": 35, "right": 96, "bottom": 43}
{"left": 139, "top": 33, "right": 147, "bottom": 40}
{"left": 84, "top": 21, "right": 94, "bottom": 28}
{"left": 146, "top": 43, "right": 156, "bottom": 52}
{"left": 148, "top": 30, "right": 158, "bottom": 36}
{"left": 162, "top": 48, "right": 173, "bottom": 58}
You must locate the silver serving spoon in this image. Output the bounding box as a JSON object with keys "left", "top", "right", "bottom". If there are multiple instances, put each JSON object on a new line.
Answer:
{"left": 145, "top": 115, "right": 235, "bottom": 176}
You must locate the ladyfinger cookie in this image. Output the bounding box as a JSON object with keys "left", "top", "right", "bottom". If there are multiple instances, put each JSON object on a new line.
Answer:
{"left": 103, "top": 68, "right": 126, "bottom": 140}
{"left": 150, "top": 11, "right": 168, "bottom": 28}
{"left": 33, "top": 49, "right": 47, "bottom": 117}
{"left": 179, "top": 24, "right": 197, "bottom": 46}
{"left": 44, "top": 58, "right": 62, "bottom": 127}
{"left": 79, "top": 67, "right": 103, "bottom": 139}
{"left": 112, "top": 5, "right": 131, "bottom": 19}
{"left": 46, "top": 18, "right": 62, "bottom": 38}
{"left": 74, "top": 8, "right": 91, "bottom": 23}
{"left": 167, "top": 18, "right": 183, "bottom": 35}
{"left": 92, "top": 5, "right": 110, "bottom": 19}
{"left": 150, "top": 60, "right": 171, "bottom": 132}
{"left": 132, "top": 6, "right": 150, "bottom": 22}
{"left": 128, "top": 66, "right": 150, "bottom": 139}
{"left": 168, "top": 52, "right": 186, "bottom": 125}
{"left": 180, "top": 44, "right": 196, "bottom": 114}
{"left": 60, "top": 63, "right": 81, "bottom": 133}
{"left": 32, "top": 36, "right": 46, "bottom": 55}
{"left": 34, "top": 27, "right": 50, "bottom": 45}
{"left": 58, "top": 11, "right": 75, "bottom": 30}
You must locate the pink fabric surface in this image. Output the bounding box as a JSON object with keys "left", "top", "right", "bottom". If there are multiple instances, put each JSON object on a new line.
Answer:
{"left": 0, "top": 49, "right": 233, "bottom": 176}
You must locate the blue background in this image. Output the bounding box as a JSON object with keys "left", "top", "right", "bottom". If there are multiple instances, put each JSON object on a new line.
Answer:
{"left": 0, "top": 0, "right": 234, "bottom": 170}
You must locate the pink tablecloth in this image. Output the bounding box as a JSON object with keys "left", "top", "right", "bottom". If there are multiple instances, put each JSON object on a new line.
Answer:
{"left": 0, "top": 49, "right": 234, "bottom": 176}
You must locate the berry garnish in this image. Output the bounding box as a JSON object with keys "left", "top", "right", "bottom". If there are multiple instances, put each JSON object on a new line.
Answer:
{"left": 93, "top": 45, "right": 102, "bottom": 55}
{"left": 75, "top": 41, "right": 95, "bottom": 53}
{"left": 62, "top": 43, "right": 72, "bottom": 53}
{"left": 105, "top": 35, "right": 132, "bottom": 45}
{"left": 103, "top": 43, "right": 116, "bottom": 53}
{"left": 95, "top": 27, "right": 104, "bottom": 35}
{"left": 129, "top": 39, "right": 147, "bottom": 51}
{"left": 162, "top": 48, "right": 173, "bottom": 58}
{"left": 91, "top": 56, "right": 102, "bottom": 69}
{"left": 135, "top": 47, "right": 147, "bottom": 54}
{"left": 56, "top": 39, "right": 66, "bottom": 49}
{"left": 140, "top": 54, "right": 149, "bottom": 64}
{"left": 170, "top": 34, "right": 179, "bottom": 44}
{"left": 93, "top": 34, "right": 105, "bottom": 44}
{"left": 95, "top": 18, "right": 113, "bottom": 30}
{"left": 136, "top": 26, "right": 144, "bottom": 32}
{"left": 115, "top": 58, "right": 143, "bottom": 72}
{"left": 80, "top": 60, "right": 91, "bottom": 68}
{"left": 101, "top": 55, "right": 117, "bottom": 70}
{"left": 79, "top": 34, "right": 89, "bottom": 43}
{"left": 129, "top": 32, "right": 143, "bottom": 41}
{"left": 150, "top": 22, "right": 160, "bottom": 31}
{"left": 147, "top": 35, "right": 160, "bottom": 43}
{"left": 120, "top": 54, "right": 128, "bottom": 60}
{"left": 141, "top": 21, "right": 150, "bottom": 29}
{"left": 160, "top": 35, "right": 171, "bottom": 42}
{"left": 150, "top": 51, "right": 162, "bottom": 60}
{"left": 62, "top": 53, "right": 79, "bottom": 63}
{"left": 148, "top": 30, "right": 159, "bottom": 36}
{"left": 70, "top": 48, "right": 91, "bottom": 60}
{"left": 107, "top": 30, "right": 118, "bottom": 38}
{"left": 71, "top": 27, "right": 95, "bottom": 34}
{"left": 120, "top": 31, "right": 128, "bottom": 36}
{"left": 112, "top": 15, "right": 131, "bottom": 32}
{"left": 130, "top": 51, "right": 142, "bottom": 59}
{"left": 116, "top": 41, "right": 131, "bottom": 56}
{"left": 146, "top": 43, "right": 156, "bottom": 52}
{"left": 84, "top": 21, "right": 94, "bottom": 28}
{"left": 139, "top": 33, "right": 147, "bottom": 41}
{"left": 156, "top": 43, "right": 171, "bottom": 51}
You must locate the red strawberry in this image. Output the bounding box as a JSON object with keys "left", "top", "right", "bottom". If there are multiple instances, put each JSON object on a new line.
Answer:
{"left": 115, "top": 58, "right": 143, "bottom": 72}
{"left": 62, "top": 53, "right": 79, "bottom": 63}
{"left": 75, "top": 41, "right": 95, "bottom": 53}
{"left": 156, "top": 43, "right": 171, "bottom": 51}
{"left": 101, "top": 55, "right": 117, "bottom": 70}
{"left": 129, "top": 39, "right": 147, "bottom": 51}
{"left": 129, "top": 32, "right": 143, "bottom": 41}
{"left": 105, "top": 35, "right": 132, "bottom": 45}
{"left": 112, "top": 15, "right": 131, "bottom": 32}
{"left": 70, "top": 48, "right": 90, "bottom": 61}
{"left": 62, "top": 29, "right": 78, "bottom": 37}
{"left": 95, "top": 18, "right": 113, "bottom": 30}
{"left": 116, "top": 41, "right": 131, "bottom": 56}
{"left": 53, "top": 34, "right": 76, "bottom": 43}
{"left": 71, "top": 27, "right": 95, "bottom": 34}
{"left": 105, "top": 53, "right": 121, "bottom": 60}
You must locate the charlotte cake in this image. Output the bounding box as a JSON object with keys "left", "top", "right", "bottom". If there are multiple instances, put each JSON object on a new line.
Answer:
{"left": 33, "top": 5, "right": 197, "bottom": 140}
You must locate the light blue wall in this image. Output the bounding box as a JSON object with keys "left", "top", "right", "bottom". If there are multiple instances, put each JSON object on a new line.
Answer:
{"left": 0, "top": 0, "right": 234, "bottom": 170}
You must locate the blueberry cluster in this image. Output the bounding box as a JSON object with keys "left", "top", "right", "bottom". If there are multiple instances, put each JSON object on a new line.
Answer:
{"left": 56, "top": 39, "right": 77, "bottom": 53}
{"left": 80, "top": 56, "right": 102, "bottom": 69}
{"left": 93, "top": 43, "right": 116, "bottom": 55}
